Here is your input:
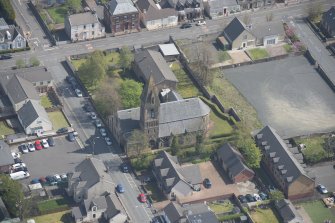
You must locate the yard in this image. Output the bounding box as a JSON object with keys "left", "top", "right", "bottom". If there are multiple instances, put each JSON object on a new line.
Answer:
{"left": 247, "top": 48, "right": 269, "bottom": 60}
{"left": 209, "top": 112, "right": 233, "bottom": 137}
{"left": 37, "top": 198, "right": 71, "bottom": 215}
{"left": 0, "top": 121, "right": 15, "bottom": 137}
{"left": 250, "top": 208, "right": 280, "bottom": 223}
{"left": 145, "top": 181, "right": 166, "bottom": 202}
{"left": 218, "top": 51, "right": 232, "bottom": 62}
{"left": 295, "top": 135, "right": 329, "bottom": 163}
{"left": 46, "top": 5, "right": 68, "bottom": 24}
{"left": 170, "top": 62, "right": 201, "bottom": 98}
{"left": 47, "top": 111, "right": 70, "bottom": 130}
{"left": 40, "top": 95, "right": 53, "bottom": 109}
{"left": 300, "top": 200, "right": 335, "bottom": 223}
{"left": 33, "top": 210, "right": 73, "bottom": 223}
{"left": 209, "top": 200, "right": 234, "bottom": 214}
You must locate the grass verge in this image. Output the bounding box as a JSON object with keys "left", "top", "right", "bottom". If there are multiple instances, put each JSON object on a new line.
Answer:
{"left": 247, "top": 48, "right": 270, "bottom": 60}
{"left": 34, "top": 210, "right": 73, "bottom": 223}
{"left": 0, "top": 121, "right": 15, "bottom": 137}
{"left": 209, "top": 112, "right": 233, "bottom": 137}
{"left": 209, "top": 201, "right": 234, "bottom": 214}
{"left": 250, "top": 208, "right": 280, "bottom": 223}
{"left": 300, "top": 200, "right": 335, "bottom": 223}
{"left": 40, "top": 95, "right": 53, "bottom": 109}
{"left": 218, "top": 51, "right": 231, "bottom": 62}
{"left": 48, "top": 111, "right": 70, "bottom": 130}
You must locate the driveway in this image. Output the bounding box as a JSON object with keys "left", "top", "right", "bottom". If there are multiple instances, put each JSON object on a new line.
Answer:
{"left": 306, "top": 162, "right": 335, "bottom": 192}
{"left": 224, "top": 55, "right": 335, "bottom": 138}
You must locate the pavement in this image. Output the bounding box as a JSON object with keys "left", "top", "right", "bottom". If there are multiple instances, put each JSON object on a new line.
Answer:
{"left": 224, "top": 55, "right": 335, "bottom": 138}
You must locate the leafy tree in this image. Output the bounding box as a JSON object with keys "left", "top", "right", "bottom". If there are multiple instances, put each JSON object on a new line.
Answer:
{"left": 127, "top": 129, "right": 148, "bottom": 157}
{"left": 119, "top": 46, "right": 134, "bottom": 72}
{"left": 119, "top": 79, "right": 143, "bottom": 109}
{"left": 324, "top": 135, "right": 335, "bottom": 159}
{"left": 306, "top": 3, "right": 322, "bottom": 22}
{"left": 16, "top": 59, "right": 25, "bottom": 69}
{"left": 170, "top": 135, "right": 179, "bottom": 156}
{"left": 67, "top": 0, "right": 82, "bottom": 13}
{"left": 29, "top": 57, "right": 40, "bottom": 67}
{"left": 0, "top": 0, "right": 16, "bottom": 23}
{"left": 269, "top": 190, "right": 285, "bottom": 201}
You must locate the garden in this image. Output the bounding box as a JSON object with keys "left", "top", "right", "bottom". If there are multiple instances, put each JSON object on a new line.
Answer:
{"left": 47, "top": 111, "right": 70, "bottom": 131}
{"left": 0, "top": 121, "right": 15, "bottom": 138}
{"left": 300, "top": 200, "right": 335, "bottom": 223}
{"left": 250, "top": 207, "right": 280, "bottom": 223}
{"left": 247, "top": 48, "right": 270, "bottom": 60}
{"left": 33, "top": 210, "right": 73, "bottom": 223}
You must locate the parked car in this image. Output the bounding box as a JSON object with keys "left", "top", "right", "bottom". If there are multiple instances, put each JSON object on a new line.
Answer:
{"left": 28, "top": 142, "right": 35, "bottom": 152}
{"left": 67, "top": 132, "right": 75, "bottom": 142}
{"left": 105, "top": 137, "right": 112, "bottom": 146}
{"left": 259, "top": 192, "right": 268, "bottom": 200}
{"left": 99, "top": 128, "right": 107, "bottom": 137}
{"left": 317, "top": 184, "right": 328, "bottom": 194}
{"left": 95, "top": 119, "right": 102, "bottom": 128}
{"left": 45, "top": 175, "right": 57, "bottom": 185}
{"left": 12, "top": 166, "right": 28, "bottom": 173}
{"left": 75, "top": 89, "right": 83, "bottom": 97}
{"left": 0, "top": 54, "right": 12, "bottom": 60}
{"left": 54, "top": 174, "right": 61, "bottom": 182}
{"left": 56, "top": 127, "right": 68, "bottom": 134}
{"left": 196, "top": 20, "right": 206, "bottom": 26}
{"left": 31, "top": 178, "right": 40, "bottom": 184}
{"left": 116, "top": 184, "right": 125, "bottom": 193}
{"left": 66, "top": 76, "right": 77, "bottom": 88}
{"left": 83, "top": 103, "right": 93, "bottom": 112}
{"left": 11, "top": 152, "right": 20, "bottom": 159}
{"left": 138, "top": 193, "right": 147, "bottom": 203}
{"left": 48, "top": 137, "right": 55, "bottom": 147}
{"left": 180, "top": 23, "right": 192, "bottom": 29}
{"left": 39, "top": 177, "right": 47, "bottom": 185}
{"left": 203, "top": 178, "right": 212, "bottom": 188}
{"left": 120, "top": 163, "right": 129, "bottom": 173}
{"left": 35, "top": 140, "right": 43, "bottom": 150}
{"left": 14, "top": 158, "right": 23, "bottom": 164}
{"left": 90, "top": 112, "right": 97, "bottom": 120}
{"left": 41, "top": 139, "right": 49, "bottom": 148}
{"left": 60, "top": 173, "right": 67, "bottom": 181}
{"left": 245, "top": 194, "right": 256, "bottom": 202}
{"left": 20, "top": 144, "right": 29, "bottom": 154}
{"left": 253, "top": 193, "right": 261, "bottom": 201}
{"left": 238, "top": 195, "right": 248, "bottom": 203}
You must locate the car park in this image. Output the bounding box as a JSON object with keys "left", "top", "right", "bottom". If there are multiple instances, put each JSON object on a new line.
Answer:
{"left": 120, "top": 163, "right": 129, "bottom": 173}
{"left": 99, "top": 128, "right": 107, "bottom": 137}
{"left": 253, "top": 193, "right": 261, "bottom": 201}
{"left": 139, "top": 193, "right": 147, "bottom": 203}
{"left": 10, "top": 171, "right": 30, "bottom": 180}
{"left": 20, "top": 144, "right": 29, "bottom": 154}
{"left": 75, "top": 89, "right": 83, "bottom": 97}
{"left": 41, "top": 139, "right": 49, "bottom": 148}
{"left": 35, "top": 140, "right": 43, "bottom": 150}
{"left": 196, "top": 20, "right": 206, "bottom": 26}
{"left": 180, "top": 23, "right": 192, "bottom": 29}
{"left": 238, "top": 195, "right": 248, "bottom": 203}
{"left": 317, "top": 184, "right": 328, "bottom": 194}
{"left": 67, "top": 132, "right": 75, "bottom": 142}
{"left": 11, "top": 152, "right": 20, "bottom": 159}
{"left": 48, "top": 137, "right": 55, "bottom": 147}
{"left": 12, "top": 166, "right": 28, "bottom": 173}
{"left": 83, "top": 103, "right": 93, "bottom": 112}
{"left": 245, "top": 194, "right": 256, "bottom": 202}
{"left": 28, "top": 142, "right": 35, "bottom": 152}
{"left": 12, "top": 163, "right": 27, "bottom": 169}
{"left": 116, "top": 184, "right": 125, "bottom": 193}
{"left": 90, "top": 112, "right": 97, "bottom": 120}
{"left": 56, "top": 127, "right": 69, "bottom": 134}
{"left": 39, "top": 177, "right": 47, "bottom": 185}
{"left": 203, "top": 178, "right": 212, "bottom": 188}
{"left": 66, "top": 76, "right": 77, "bottom": 89}
{"left": 95, "top": 119, "right": 102, "bottom": 128}
{"left": 105, "top": 137, "right": 112, "bottom": 146}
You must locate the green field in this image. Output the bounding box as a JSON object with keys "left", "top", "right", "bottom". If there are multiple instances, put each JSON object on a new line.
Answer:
{"left": 72, "top": 52, "right": 120, "bottom": 71}
{"left": 0, "top": 121, "right": 15, "bottom": 137}
{"left": 37, "top": 198, "right": 71, "bottom": 214}
{"left": 209, "top": 112, "right": 233, "bottom": 137}
{"left": 34, "top": 210, "right": 73, "bottom": 223}
{"left": 247, "top": 48, "right": 270, "bottom": 60}
{"left": 295, "top": 135, "right": 329, "bottom": 163}
{"left": 47, "top": 111, "right": 70, "bottom": 130}
{"left": 301, "top": 200, "right": 335, "bottom": 223}
{"left": 46, "top": 5, "right": 68, "bottom": 24}
{"left": 250, "top": 208, "right": 280, "bottom": 223}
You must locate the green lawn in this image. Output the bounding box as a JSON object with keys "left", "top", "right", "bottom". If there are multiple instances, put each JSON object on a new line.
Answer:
{"left": 47, "top": 111, "right": 70, "bottom": 130}
{"left": 37, "top": 198, "right": 71, "bottom": 214}
{"left": 301, "top": 200, "right": 335, "bottom": 223}
{"left": 0, "top": 121, "right": 15, "bottom": 137}
{"left": 295, "top": 135, "right": 329, "bottom": 163}
{"left": 40, "top": 95, "right": 53, "bottom": 108}
{"left": 209, "top": 201, "right": 234, "bottom": 214}
{"left": 209, "top": 112, "right": 233, "bottom": 137}
{"left": 247, "top": 48, "right": 270, "bottom": 60}
{"left": 218, "top": 51, "right": 231, "bottom": 62}
{"left": 283, "top": 44, "right": 293, "bottom": 53}
{"left": 170, "top": 62, "right": 201, "bottom": 98}
{"left": 34, "top": 210, "right": 73, "bottom": 223}
{"left": 46, "top": 5, "right": 68, "bottom": 24}
{"left": 250, "top": 208, "right": 280, "bottom": 223}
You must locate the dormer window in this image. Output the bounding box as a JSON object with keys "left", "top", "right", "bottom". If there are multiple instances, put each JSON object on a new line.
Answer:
{"left": 92, "top": 205, "right": 97, "bottom": 212}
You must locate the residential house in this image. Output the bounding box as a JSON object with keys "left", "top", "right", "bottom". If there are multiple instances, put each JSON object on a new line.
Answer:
{"left": 236, "top": 0, "right": 264, "bottom": 10}
{"left": 84, "top": 0, "right": 105, "bottom": 20}
{"left": 0, "top": 18, "right": 27, "bottom": 51}
{"left": 133, "top": 49, "right": 178, "bottom": 91}
{"left": 255, "top": 126, "right": 315, "bottom": 200}
{"left": 252, "top": 20, "right": 285, "bottom": 46}
{"left": 321, "top": 6, "right": 335, "bottom": 37}
{"left": 103, "top": 0, "right": 140, "bottom": 35}
{"left": 203, "top": 0, "right": 240, "bottom": 18}
{"left": 221, "top": 17, "right": 256, "bottom": 50}
{"left": 0, "top": 140, "right": 14, "bottom": 174}
{"left": 216, "top": 143, "right": 254, "bottom": 183}
{"left": 274, "top": 199, "right": 303, "bottom": 223}
{"left": 152, "top": 151, "right": 202, "bottom": 201}
{"left": 108, "top": 76, "right": 210, "bottom": 154}
{"left": 167, "top": 0, "right": 203, "bottom": 21}
{"left": 65, "top": 12, "right": 106, "bottom": 42}
{"left": 162, "top": 201, "right": 219, "bottom": 223}
{"left": 17, "top": 100, "right": 52, "bottom": 135}
{"left": 136, "top": 0, "right": 178, "bottom": 30}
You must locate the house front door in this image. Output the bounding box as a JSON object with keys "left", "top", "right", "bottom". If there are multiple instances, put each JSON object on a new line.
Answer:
{"left": 242, "top": 42, "right": 246, "bottom": 48}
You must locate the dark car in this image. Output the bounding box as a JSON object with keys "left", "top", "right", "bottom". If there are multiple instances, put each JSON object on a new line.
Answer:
{"left": 238, "top": 195, "right": 248, "bottom": 203}
{"left": 67, "top": 132, "right": 75, "bottom": 142}
{"left": 14, "top": 158, "right": 23, "bottom": 164}
{"left": 56, "top": 127, "right": 68, "bottom": 134}
{"left": 83, "top": 103, "right": 93, "bottom": 112}
{"left": 259, "top": 192, "right": 268, "bottom": 200}
{"left": 203, "top": 178, "right": 212, "bottom": 188}
{"left": 45, "top": 175, "right": 57, "bottom": 185}
{"left": 245, "top": 194, "right": 256, "bottom": 202}
{"left": 116, "top": 184, "right": 125, "bottom": 193}
{"left": 13, "top": 166, "right": 28, "bottom": 172}
{"left": 180, "top": 23, "right": 192, "bottom": 29}
{"left": 0, "top": 54, "right": 12, "bottom": 60}
{"left": 120, "top": 163, "right": 129, "bottom": 173}
{"left": 31, "top": 178, "right": 40, "bottom": 184}
{"left": 39, "top": 177, "right": 47, "bottom": 185}
{"left": 48, "top": 137, "right": 55, "bottom": 147}
{"left": 152, "top": 215, "right": 170, "bottom": 223}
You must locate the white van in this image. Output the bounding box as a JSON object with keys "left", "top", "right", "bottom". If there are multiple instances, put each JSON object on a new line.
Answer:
{"left": 10, "top": 171, "right": 30, "bottom": 180}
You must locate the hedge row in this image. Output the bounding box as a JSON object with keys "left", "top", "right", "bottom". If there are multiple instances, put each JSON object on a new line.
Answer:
{"left": 199, "top": 96, "right": 235, "bottom": 124}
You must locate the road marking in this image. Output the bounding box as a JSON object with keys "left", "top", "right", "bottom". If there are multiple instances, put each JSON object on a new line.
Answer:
{"left": 124, "top": 173, "right": 137, "bottom": 189}
{"left": 75, "top": 137, "right": 85, "bottom": 149}
{"left": 86, "top": 44, "right": 94, "bottom": 50}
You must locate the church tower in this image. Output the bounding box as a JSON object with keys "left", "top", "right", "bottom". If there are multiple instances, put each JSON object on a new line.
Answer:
{"left": 140, "top": 75, "right": 160, "bottom": 148}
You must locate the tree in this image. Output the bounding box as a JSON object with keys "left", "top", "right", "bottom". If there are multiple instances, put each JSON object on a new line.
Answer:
{"left": 119, "top": 79, "right": 143, "bottom": 109}
{"left": 195, "top": 133, "right": 204, "bottom": 155}
{"left": 306, "top": 3, "right": 322, "bottom": 22}
{"left": 269, "top": 190, "right": 284, "bottom": 201}
{"left": 324, "top": 135, "right": 335, "bottom": 160}
{"left": 194, "top": 43, "right": 214, "bottom": 86}
{"left": 29, "top": 57, "right": 40, "bottom": 67}
{"left": 170, "top": 135, "right": 179, "bottom": 156}
{"left": 0, "top": 174, "right": 31, "bottom": 219}
{"left": 67, "top": 0, "right": 82, "bottom": 13}
{"left": 119, "top": 46, "right": 134, "bottom": 72}
{"left": 0, "top": 0, "right": 16, "bottom": 23}
{"left": 16, "top": 59, "right": 25, "bottom": 69}
{"left": 127, "top": 129, "right": 148, "bottom": 157}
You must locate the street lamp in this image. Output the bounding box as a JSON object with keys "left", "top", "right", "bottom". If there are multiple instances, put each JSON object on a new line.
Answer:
{"left": 91, "top": 136, "right": 100, "bottom": 155}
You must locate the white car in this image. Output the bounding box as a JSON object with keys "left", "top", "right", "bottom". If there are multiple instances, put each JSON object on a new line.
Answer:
{"left": 11, "top": 152, "right": 20, "bottom": 159}
{"left": 20, "top": 144, "right": 29, "bottom": 154}
{"left": 196, "top": 20, "right": 206, "bottom": 26}
{"left": 99, "top": 128, "right": 107, "bottom": 137}
{"left": 28, "top": 142, "right": 35, "bottom": 152}
{"left": 317, "top": 184, "right": 328, "bottom": 194}
{"left": 95, "top": 119, "right": 102, "bottom": 128}
{"left": 105, "top": 137, "right": 112, "bottom": 146}
{"left": 90, "top": 112, "right": 97, "bottom": 120}
{"left": 253, "top": 193, "right": 262, "bottom": 201}
{"left": 12, "top": 163, "right": 26, "bottom": 169}
{"left": 60, "top": 173, "right": 67, "bottom": 181}
{"left": 75, "top": 89, "right": 83, "bottom": 97}
{"left": 54, "top": 174, "right": 61, "bottom": 182}
{"left": 41, "top": 139, "right": 49, "bottom": 148}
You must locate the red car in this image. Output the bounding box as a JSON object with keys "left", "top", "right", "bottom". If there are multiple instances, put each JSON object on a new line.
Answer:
{"left": 138, "top": 193, "right": 147, "bottom": 203}
{"left": 35, "top": 140, "right": 43, "bottom": 150}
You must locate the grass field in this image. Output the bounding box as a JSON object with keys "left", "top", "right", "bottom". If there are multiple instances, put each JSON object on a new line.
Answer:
{"left": 34, "top": 210, "right": 73, "bottom": 223}
{"left": 250, "top": 208, "right": 280, "bottom": 223}
{"left": 209, "top": 112, "right": 233, "bottom": 137}
{"left": 209, "top": 201, "right": 234, "bottom": 214}
{"left": 247, "top": 48, "right": 270, "bottom": 60}
{"left": 295, "top": 135, "right": 329, "bottom": 163}
{"left": 40, "top": 95, "right": 53, "bottom": 108}
{"left": 46, "top": 5, "right": 68, "bottom": 24}
{"left": 48, "top": 111, "right": 70, "bottom": 130}
{"left": 301, "top": 200, "right": 335, "bottom": 223}
{"left": 71, "top": 52, "right": 120, "bottom": 71}
{"left": 0, "top": 121, "right": 14, "bottom": 137}
{"left": 170, "top": 62, "right": 201, "bottom": 98}
{"left": 37, "top": 198, "right": 71, "bottom": 214}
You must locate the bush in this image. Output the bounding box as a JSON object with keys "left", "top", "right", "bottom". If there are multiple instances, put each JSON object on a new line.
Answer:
{"left": 130, "top": 154, "right": 155, "bottom": 171}
{"left": 218, "top": 213, "right": 243, "bottom": 221}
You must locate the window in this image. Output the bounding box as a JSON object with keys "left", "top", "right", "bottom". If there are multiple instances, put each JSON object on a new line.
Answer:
{"left": 75, "top": 33, "right": 78, "bottom": 37}
{"left": 124, "top": 15, "right": 128, "bottom": 20}
{"left": 93, "top": 214, "right": 96, "bottom": 218}
{"left": 151, "top": 109, "right": 155, "bottom": 118}
{"left": 266, "top": 38, "right": 276, "bottom": 45}
{"left": 92, "top": 23, "right": 95, "bottom": 28}
{"left": 47, "top": 81, "right": 51, "bottom": 84}
{"left": 92, "top": 31, "right": 95, "bottom": 35}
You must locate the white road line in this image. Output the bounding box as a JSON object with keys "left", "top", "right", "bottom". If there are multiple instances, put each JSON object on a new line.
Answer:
{"left": 124, "top": 173, "right": 137, "bottom": 189}
{"left": 75, "top": 137, "right": 85, "bottom": 149}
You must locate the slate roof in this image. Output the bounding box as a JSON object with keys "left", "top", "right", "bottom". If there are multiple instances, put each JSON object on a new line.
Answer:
{"left": 0, "top": 67, "right": 53, "bottom": 85}
{"left": 0, "top": 26, "right": 24, "bottom": 43}
{"left": 104, "top": 194, "right": 127, "bottom": 219}
{"left": 136, "top": 0, "right": 178, "bottom": 21}
{"left": 163, "top": 202, "right": 183, "bottom": 222}
{"left": 17, "top": 100, "right": 51, "bottom": 128}
{"left": 322, "top": 6, "right": 335, "bottom": 34}
{"left": 0, "top": 140, "right": 13, "bottom": 168}
{"left": 251, "top": 20, "right": 285, "bottom": 39}
{"left": 83, "top": 196, "right": 108, "bottom": 213}
{"left": 223, "top": 17, "right": 251, "bottom": 43}
{"left": 256, "top": 126, "right": 313, "bottom": 185}
{"left": 274, "top": 199, "right": 303, "bottom": 223}
{"left": 0, "top": 18, "right": 9, "bottom": 30}
{"left": 134, "top": 49, "right": 178, "bottom": 84}
{"left": 217, "top": 143, "right": 254, "bottom": 179}
{"left": 208, "top": 0, "right": 238, "bottom": 10}
{"left": 106, "top": 0, "right": 138, "bottom": 15}
{"left": 68, "top": 12, "right": 99, "bottom": 26}
{"left": 6, "top": 75, "right": 39, "bottom": 105}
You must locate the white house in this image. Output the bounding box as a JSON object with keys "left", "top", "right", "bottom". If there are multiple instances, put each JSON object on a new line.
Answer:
{"left": 65, "top": 12, "right": 105, "bottom": 42}
{"left": 0, "top": 18, "right": 27, "bottom": 51}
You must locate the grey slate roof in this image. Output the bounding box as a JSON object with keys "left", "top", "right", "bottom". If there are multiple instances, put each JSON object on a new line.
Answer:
{"left": 134, "top": 49, "right": 178, "bottom": 84}
{"left": 256, "top": 126, "right": 313, "bottom": 185}
{"left": 105, "top": 194, "right": 127, "bottom": 219}
{"left": 0, "top": 140, "right": 13, "bottom": 168}
{"left": 17, "top": 100, "right": 51, "bottom": 128}
{"left": 322, "top": 6, "right": 335, "bottom": 34}
{"left": 217, "top": 143, "right": 254, "bottom": 179}
{"left": 209, "top": 0, "right": 238, "bottom": 10}
{"left": 0, "top": 67, "right": 53, "bottom": 86}
{"left": 116, "top": 107, "right": 141, "bottom": 135}
{"left": 136, "top": 0, "right": 178, "bottom": 21}
{"left": 223, "top": 17, "right": 251, "bottom": 43}
{"left": 163, "top": 202, "right": 183, "bottom": 222}
{"left": 0, "top": 18, "right": 9, "bottom": 30}
{"left": 0, "top": 26, "right": 24, "bottom": 43}
{"left": 106, "top": 0, "right": 138, "bottom": 15}
{"left": 274, "top": 199, "right": 303, "bottom": 223}
{"left": 251, "top": 20, "right": 285, "bottom": 39}
{"left": 6, "top": 75, "right": 39, "bottom": 105}
{"left": 68, "top": 12, "right": 99, "bottom": 26}
{"left": 84, "top": 196, "right": 108, "bottom": 213}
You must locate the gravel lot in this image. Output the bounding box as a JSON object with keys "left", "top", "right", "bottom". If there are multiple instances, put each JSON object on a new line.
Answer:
{"left": 224, "top": 56, "right": 335, "bottom": 138}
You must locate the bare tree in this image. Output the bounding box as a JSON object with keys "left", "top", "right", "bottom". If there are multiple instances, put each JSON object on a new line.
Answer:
{"left": 194, "top": 43, "right": 214, "bottom": 86}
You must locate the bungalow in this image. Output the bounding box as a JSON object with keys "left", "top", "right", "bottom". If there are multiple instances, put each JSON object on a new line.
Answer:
{"left": 252, "top": 21, "right": 285, "bottom": 46}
